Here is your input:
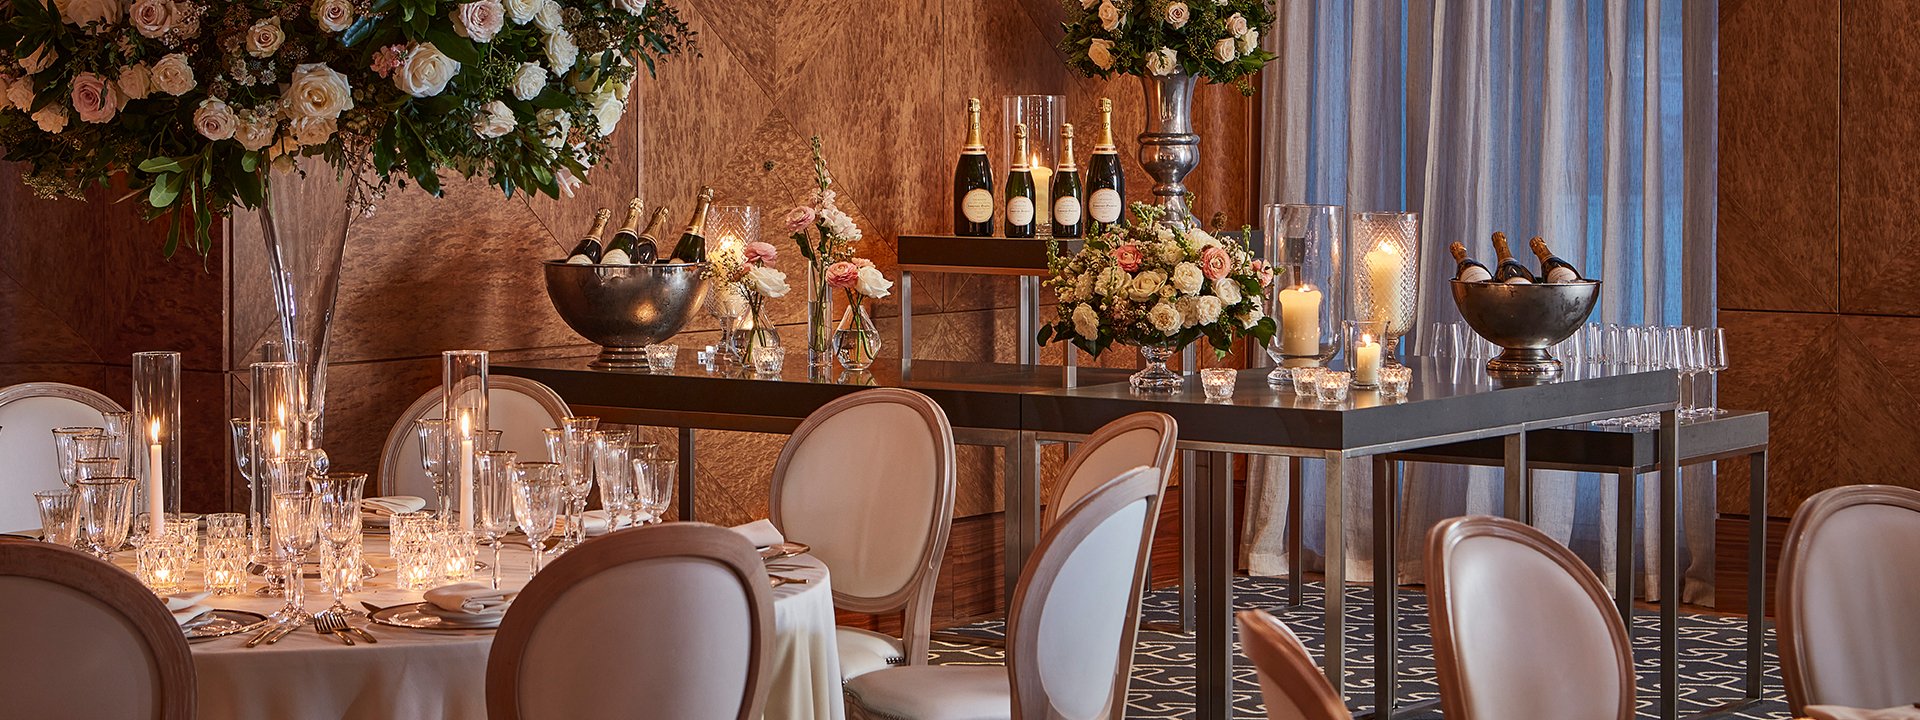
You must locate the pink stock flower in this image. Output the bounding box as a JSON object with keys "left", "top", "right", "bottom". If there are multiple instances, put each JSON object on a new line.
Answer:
{"left": 1199, "top": 245, "right": 1232, "bottom": 281}
{"left": 370, "top": 45, "right": 406, "bottom": 77}
{"left": 743, "top": 241, "right": 778, "bottom": 265}
{"left": 782, "top": 206, "right": 817, "bottom": 235}
{"left": 825, "top": 260, "right": 860, "bottom": 289}
{"left": 1112, "top": 243, "right": 1144, "bottom": 272}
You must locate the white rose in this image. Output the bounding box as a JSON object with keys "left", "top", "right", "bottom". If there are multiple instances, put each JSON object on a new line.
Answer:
{"left": 18, "top": 46, "right": 55, "bottom": 75}
{"left": 394, "top": 43, "right": 460, "bottom": 98}
{"left": 7, "top": 80, "right": 34, "bottom": 111}
{"left": 1211, "top": 278, "right": 1242, "bottom": 306}
{"left": 32, "top": 104, "right": 68, "bottom": 133}
{"left": 1087, "top": 38, "right": 1114, "bottom": 70}
{"left": 536, "top": 107, "right": 570, "bottom": 148}
{"left": 193, "top": 98, "right": 237, "bottom": 140}
{"left": 471, "top": 99, "right": 515, "bottom": 138}
{"left": 1072, "top": 303, "right": 1101, "bottom": 339}
{"left": 613, "top": 0, "right": 646, "bottom": 15}
{"left": 504, "top": 0, "right": 536, "bottom": 24}
{"left": 544, "top": 29, "right": 579, "bottom": 75}
{"left": 312, "top": 0, "right": 354, "bottom": 32}
{"left": 130, "top": 0, "right": 175, "bottom": 37}
{"left": 59, "top": 0, "right": 122, "bottom": 28}
{"left": 285, "top": 63, "right": 353, "bottom": 119}
{"left": 1095, "top": 266, "right": 1128, "bottom": 297}
{"left": 247, "top": 16, "right": 286, "bottom": 58}
{"left": 532, "top": 0, "right": 562, "bottom": 33}
{"left": 234, "top": 110, "right": 277, "bottom": 150}
{"left": 1171, "top": 262, "right": 1204, "bottom": 294}
{"left": 1226, "top": 12, "right": 1248, "bottom": 36}
{"left": 1192, "top": 295, "right": 1223, "bottom": 326}
{"left": 1238, "top": 29, "right": 1259, "bottom": 55}
{"left": 1165, "top": 2, "right": 1189, "bottom": 28}
{"left": 588, "top": 90, "right": 623, "bottom": 136}
{"left": 1147, "top": 302, "right": 1182, "bottom": 334}
{"left": 117, "top": 64, "right": 151, "bottom": 100}
{"left": 1127, "top": 270, "right": 1167, "bottom": 302}
{"left": 1096, "top": 0, "right": 1121, "bottom": 31}
{"left": 1175, "top": 296, "right": 1200, "bottom": 327}
{"left": 853, "top": 265, "right": 893, "bottom": 298}
{"left": 452, "top": 0, "right": 504, "bottom": 43}
{"left": 1147, "top": 47, "right": 1178, "bottom": 76}
{"left": 287, "top": 116, "right": 337, "bottom": 146}
{"left": 150, "top": 53, "right": 195, "bottom": 95}
{"left": 1213, "top": 37, "right": 1236, "bottom": 63}
{"left": 745, "top": 265, "right": 791, "bottom": 298}
{"left": 1237, "top": 300, "right": 1265, "bottom": 329}
{"left": 511, "top": 62, "right": 545, "bottom": 101}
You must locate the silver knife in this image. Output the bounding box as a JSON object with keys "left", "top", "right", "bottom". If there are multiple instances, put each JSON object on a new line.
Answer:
{"left": 244, "top": 619, "right": 287, "bottom": 648}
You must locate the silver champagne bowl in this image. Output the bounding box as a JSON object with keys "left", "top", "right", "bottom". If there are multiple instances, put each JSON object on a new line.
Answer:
{"left": 543, "top": 260, "right": 711, "bottom": 369}
{"left": 1450, "top": 279, "right": 1601, "bottom": 376}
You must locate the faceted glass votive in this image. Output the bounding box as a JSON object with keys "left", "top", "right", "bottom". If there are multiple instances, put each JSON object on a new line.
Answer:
{"left": 752, "top": 346, "right": 784, "bottom": 375}
{"left": 645, "top": 344, "right": 679, "bottom": 372}
{"left": 1289, "top": 367, "right": 1323, "bottom": 399}
{"left": 1200, "top": 368, "right": 1238, "bottom": 401}
{"left": 320, "top": 536, "right": 365, "bottom": 595}
{"left": 1380, "top": 365, "right": 1413, "bottom": 399}
{"left": 136, "top": 537, "right": 189, "bottom": 594}
{"left": 203, "top": 537, "right": 249, "bottom": 595}
{"left": 438, "top": 529, "right": 476, "bottom": 583}
{"left": 396, "top": 538, "right": 442, "bottom": 591}
{"left": 1314, "top": 371, "right": 1352, "bottom": 404}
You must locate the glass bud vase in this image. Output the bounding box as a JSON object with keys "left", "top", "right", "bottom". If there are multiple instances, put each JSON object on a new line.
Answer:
{"left": 1130, "top": 343, "right": 1182, "bottom": 392}
{"left": 833, "top": 301, "right": 880, "bottom": 372}
{"left": 806, "top": 264, "right": 833, "bottom": 367}
{"left": 738, "top": 291, "right": 782, "bottom": 361}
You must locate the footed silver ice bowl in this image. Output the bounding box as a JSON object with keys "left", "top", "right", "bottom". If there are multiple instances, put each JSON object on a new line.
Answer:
{"left": 1450, "top": 279, "right": 1601, "bottom": 376}
{"left": 543, "top": 260, "right": 710, "bottom": 369}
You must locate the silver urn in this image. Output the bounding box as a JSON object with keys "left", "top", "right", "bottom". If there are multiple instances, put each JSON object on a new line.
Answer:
{"left": 543, "top": 261, "right": 711, "bottom": 369}
{"left": 1450, "top": 279, "right": 1601, "bottom": 376}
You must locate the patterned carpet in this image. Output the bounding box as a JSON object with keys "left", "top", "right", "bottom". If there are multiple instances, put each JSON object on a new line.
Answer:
{"left": 926, "top": 576, "right": 1791, "bottom": 719}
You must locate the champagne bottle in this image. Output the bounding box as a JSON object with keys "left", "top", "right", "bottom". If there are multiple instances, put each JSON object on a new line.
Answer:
{"left": 602, "top": 199, "right": 646, "bottom": 265}
{"left": 564, "top": 209, "right": 613, "bottom": 264}
{"left": 632, "top": 206, "right": 670, "bottom": 264}
{"left": 1529, "top": 236, "right": 1582, "bottom": 283}
{"left": 953, "top": 97, "right": 995, "bottom": 237}
{"left": 1449, "top": 242, "right": 1493, "bottom": 282}
{"left": 1490, "top": 232, "right": 1536, "bottom": 284}
{"left": 1005, "top": 123, "right": 1036, "bottom": 238}
{"left": 1050, "top": 123, "right": 1084, "bottom": 239}
{"left": 668, "top": 186, "right": 713, "bottom": 263}
{"left": 1085, "top": 97, "right": 1127, "bottom": 232}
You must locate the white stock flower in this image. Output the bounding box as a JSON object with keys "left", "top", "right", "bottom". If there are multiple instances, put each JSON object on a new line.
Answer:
{"left": 1095, "top": 266, "right": 1128, "bottom": 297}
{"left": 1087, "top": 38, "right": 1114, "bottom": 70}
{"left": 1170, "top": 262, "right": 1204, "bottom": 294}
{"left": 853, "top": 265, "right": 893, "bottom": 299}
{"left": 193, "top": 98, "right": 237, "bottom": 140}
{"left": 1226, "top": 12, "right": 1248, "bottom": 36}
{"left": 1164, "top": 2, "right": 1189, "bottom": 28}
{"left": 1211, "top": 277, "right": 1242, "bottom": 306}
{"left": 312, "top": 0, "right": 354, "bottom": 32}
{"left": 452, "top": 0, "right": 504, "bottom": 43}
{"left": 504, "top": 0, "right": 536, "bottom": 24}
{"left": 247, "top": 16, "right": 286, "bottom": 58}
{"left": 7, "top": 80, "right": 34, "bottom": 111}
{"left": 536, "top": 108, "right": 570, "bottom": 148}
{"left": 1212, "top": 37, "right": 1236, "bottom": 63}
{"left": 472, "top": 100, "right": 516, "bottom": 138}
{"left": 150, "top": 53, "right": 195, "bottom": 95}
{"left": 1096, "top": 0, "right": 1120, "bottom": 31}
{"left": 745, "top": 265, "right": 791, "bottom": 298}
{"left": 532, "top": 0, "right": 562, "bottom": 33}
{"left": 1238, "top": 29, "right": 1259, "bottom": 55}
{"left": 544, "top": 30, "right": 579, "bottom": 75}
{"left": 1072, "top": 303, "right": 1101, "bottom": 339}
{"left": 555, "top": 165, "right": 583, "bottom": 198}
{"left": 1147, "top": 47, "right": 1178, "bottom": 76}
{"left": 118, "top": 64, "right": 152, "bottom": 100}
{"left": 285, "top": 63, "right": 353, "bottom": 119}
{"left": 1072, "top": 273, "right": 1095, "bottom": 301}
{"left": 32, "top": 104, "right": 68, "bottom": 133}
{"left": 613, "top": 0, "right": 646, "bottom": 15}
{"left": 287, "top": 116, "right": 338, "bottom": 146}
{"left": 511, "top": 62, "right": 546, "bottom": 100}
{"left": 1127, "top": 270, "right": 1167, "bottom": 302}
{"left": 394, "top": 43, "right": 460, "bottom": 98}
{"left": 1147, "top": 302, "right": 1182, "bottom": 334}
{"left": 235, "top": 110, "right": 277, "bottom": 150}
{"left": 18, "top": 46, "right": 55, "bottom": 75}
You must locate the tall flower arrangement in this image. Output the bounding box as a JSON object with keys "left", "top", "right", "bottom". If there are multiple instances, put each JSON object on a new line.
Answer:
{"left": 1059, "top": 0, "right": 1274, "bottom": 92}
{"left": 782, "top": 135, "right": 867, "bottom": 366}
{"left": 0, "top": 0, "right": 694, "bottom": 254}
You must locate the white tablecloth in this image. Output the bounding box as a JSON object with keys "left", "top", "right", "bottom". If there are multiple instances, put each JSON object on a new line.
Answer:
{"left": 140, "top": 533, "right": 843, "bottom": 720}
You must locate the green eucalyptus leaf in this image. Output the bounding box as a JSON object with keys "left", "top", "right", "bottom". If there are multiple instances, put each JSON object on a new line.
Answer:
{"left": 138, "top": 156, "right": 185, "bottom": 174}
{"left": 148, "top": 172, "right": 180, "bottom": 207}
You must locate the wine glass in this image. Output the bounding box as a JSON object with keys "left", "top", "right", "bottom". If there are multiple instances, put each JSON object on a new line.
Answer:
{"left": 634, "top": 458, "right": 677, "bottom": 525}
{"left": 592, "top": 436, "right": 634, "bottom": 531}
{"left": 416, "top": 418, "right": 451, "bottom": 517}
{"left": 271, "top": 490, "right": 318, "bottom": 620}
{"left": 75, "top": 476, "right": 133, "bottom": 561}
{"left": 1677, "top": 327, "right": 1708, "bottom": 418}
{"left": 311, "top": 472, "right": 366, "bottom": 618}
{"left": 53, "top": 427, "right": 104, "bottom": 488}
{"left": 512, "top": 461, "right": 565, "bottom": 574}
{"left": 99, "top": 411, "right": 132, "bottom": 463}
{"left": 474, "top": 450, "right": 518, "bottom": 589}
{"left": 557, "top": 417, "right": 600, "bottom": 549}
{"left": 1702, "top": 327, "right": 1728, "bottom": 416}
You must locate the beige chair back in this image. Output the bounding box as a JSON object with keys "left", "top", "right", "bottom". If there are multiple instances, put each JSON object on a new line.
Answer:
{"left": 1779, "top": 484, "right": 1920, "bottom": 714}
{"left": 1237, "top": 609, "right": 1352, "bottom": 720}
{"left": 770, "top": 388, "right": 955, "bottom": 666}
{"left": 378, "top": 376, "right": 572, "bottom": 496}
{"left": 1425, "top": 516, "right": 1633, "bottom": 720}
{"left": 0, "top": 382, "right": 124, "bottom": 531}
{"left": 1008, "top": 466, "right": 1161, "bottom": 720}
{"left": 1043, "top": 412, "right": 1177, "bottom": 525}
{"left": 0, "top": 539, "right": 194, "bottom": 718}
{"left": 486, "top": 524, "right": 774, "bottom": 720}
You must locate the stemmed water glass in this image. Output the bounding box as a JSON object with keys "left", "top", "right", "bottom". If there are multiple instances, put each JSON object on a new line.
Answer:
{"left": 75, "top": 476, "right": 133, "bottom": 561}
{"left": 270, "top": 490, "right": 318, "bottom": 621}
{"left": 260, "top": 452, "right": 317, "bottom": 596}
{"left": 556, "top": 417, "right": 600, "bottom": 549}
{"left": 512, "top": 461, "right": 565, "bottom": 574}
{"left": 416, "top": 418, "right": 451, "bottom": 517}
{"left": 592, "top": 437, "right": 635, "bottom": 530}
{"left": 311, "top": 472, "right": 366, "bottom": 618}
{"left": 474, "top": 450, "right": 518, "bottom": 589}
{"left": 634, "top": 458, "right": 677, "bottom": 525}
{"left": 53, "top": 427, "right": 104, "bottom": 488}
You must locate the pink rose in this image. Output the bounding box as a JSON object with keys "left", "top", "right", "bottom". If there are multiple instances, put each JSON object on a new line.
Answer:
{"left": 1112, "top": 243, "right": 1144, "bottom": 272}
{"left": 825, "top": 260, "right": 860, "bottom": 289}
{"left": 452, "top": 0, "right": 505, "bottom": 43}
{"left": 69, "top": 72, "right": 116, "bottom": 124}
{"left": 743, "top": 241, "right": 778, "bottom": 265}
{"left": 1199, "top": 245, "right": 1232, "bottom": 281}
{"left": 782, "top": 206, "right": 817, "bottom": 235}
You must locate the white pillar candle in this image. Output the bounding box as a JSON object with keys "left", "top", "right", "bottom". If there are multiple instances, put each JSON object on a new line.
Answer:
{"left": 1277, "top": 285, "right": 1324, "bottom": 356}
{"left": 147, "top": 421, "right": 165, "bottom": 536}
{"left": 1365, "top": 241, "right": 1408, "bottom": 334}
{"left": 1030, "top": 160, "right": 1053, "bottom": 228}
{"left": 457, "top": 412, "right": 474, "bottom": 531}
{"left": 1354, "top": 335, "right": 1381, "bottom": 385}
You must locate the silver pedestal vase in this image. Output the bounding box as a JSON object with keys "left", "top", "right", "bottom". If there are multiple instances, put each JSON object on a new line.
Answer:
{"left": 259, "top": 158, "right": 354, "bottom": 458}
{"left": 1138, "top": 72, "right": 1200, "bottom": 223}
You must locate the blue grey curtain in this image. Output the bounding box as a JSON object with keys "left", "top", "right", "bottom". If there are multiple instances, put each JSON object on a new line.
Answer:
{"left": 1243, "top": 0, "right": 1719, "bottom": 603}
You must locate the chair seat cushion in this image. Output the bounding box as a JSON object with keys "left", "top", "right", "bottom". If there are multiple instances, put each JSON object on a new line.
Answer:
{"left": 844, "top": 665, "right": 1011, "bottom": 720}
{"left": 1807, "top": 705, "right": 1920, "bottom": 720}
{"left": 837, "top": 626, "right": 907, "bottom": 681}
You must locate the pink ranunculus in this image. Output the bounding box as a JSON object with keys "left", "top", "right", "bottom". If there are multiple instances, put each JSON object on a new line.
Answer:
{"left": 782, "top": 206, "right": 817, "bottom": 235}
{"left": 825, "top": 260, "right": 860, "bottom": 289}
{"left": 743, "top": 241, "right": 778, "bottom": 265}
{"left": 69, "top": 72, "right": 116, "bottom": 123}
{"left": 1199, "top": 245, "right": 1232, "bottom": 281}
{"left": 1112, "top": 243, "right": 1145, "bottom": 272}
{"left": 1251, "top": 259, "right": 1275, "bottom": 291}
{"left": 852, "top": 257, "right": 874, "bottom": 268}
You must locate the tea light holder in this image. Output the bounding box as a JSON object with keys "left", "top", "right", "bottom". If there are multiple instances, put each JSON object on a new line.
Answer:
{"left": 203, "top": 542, "right": 249, "bottom": 595}
{"left": 1314, "top": 371, "right": 1352, "bottom": 404}
{"left": 1200, "top": 368, "right": 1238, "bottom": 401}
{"left": 1288, "top": 367, "right": 1322, "bottom": 399}
{"left": 136, "top": 536, "right": 189, "bottom": 594}
{"left": 752, "top": 346, "right": 784, "bottom": 375}
{"left": 439, "top": 529, "right": 476, "bottom": 582}
{"left": 644, "top": 344, "right": 679, "bottom": 372}
{"left": 1345, "top": 319, "right": 1385, "bottom": 388}
{"left": 1380, "top": 365, "right": 1413, "bottom": 399}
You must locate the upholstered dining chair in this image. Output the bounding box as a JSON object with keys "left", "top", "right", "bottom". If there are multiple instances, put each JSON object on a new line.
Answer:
{"left": 1042, "top": 411, "right": 1177, "bottom": 525}
{"left": 1778, "top": 484, "right": 1920, "bottom": 719}
{"left": 378, "top": 376, "right": 572, "bottom": 497}
{"left": 1237, "top": 609, "right": 1352, "bottom": 720}
{"left": 843, "top": 466, "right": 1163, "bottom": 720}
{"left": 0, "top": 382, "right": 124, "bottom": 531}
{"left": 485, "top": 523, "right": 774, "bottom": 720}
{"left": 1425, "top": 515, "right": 1634, "bottom": 720}
{"left": 769, "top": 387, "right": 955, "bottom": 681}
{"left": 0, "top": 539, "right": 195, "bottom": 718}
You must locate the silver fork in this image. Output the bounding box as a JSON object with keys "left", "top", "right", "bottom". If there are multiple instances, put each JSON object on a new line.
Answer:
{"left": 327, "top": 612, "right": 377, "bottom": 644}
{"left": 312, "top": 614, "right": 353, "bottom": 645}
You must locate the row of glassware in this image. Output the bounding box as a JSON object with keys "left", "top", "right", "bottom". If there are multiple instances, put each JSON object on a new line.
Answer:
{"left": 1418, "top": 320, "right": 1732, "bottom": 425}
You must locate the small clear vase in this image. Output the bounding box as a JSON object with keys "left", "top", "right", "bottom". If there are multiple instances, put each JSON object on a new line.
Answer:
{"left": 833, "top": 300, "right": 880, "bottom": 372}
{"left": 738, "top": 292, "right": 782, "bottom": 359}
{"left": 1131, "top": 343, "right": 1182, "bottom": 392}
{"left": 806, "top": 264, "right": 833, "bottom": 367}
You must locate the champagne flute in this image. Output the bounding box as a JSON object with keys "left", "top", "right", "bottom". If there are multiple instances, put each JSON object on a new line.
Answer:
{"left": 557, "top": 417, "right": 600, "bottom": 549}
{"left": 475, "top": 450, "right": 518, "bottom": 589}
{"left": 271, "top": 490, "right": 319, "bottom": 621}
{"left": 416, "top": 418, "right": 450, "bottom": 517}
{"left": 311, "top": 472, "right": 366, "bottom": 618}
{"left": 512, "top": 462, "right": 565, "bottom": 574}
{"left": 1703, "top": 326, "right": 1728, "bottom": 416}
{"left": 76, "top": 476, "right": 133, "bottom": 561}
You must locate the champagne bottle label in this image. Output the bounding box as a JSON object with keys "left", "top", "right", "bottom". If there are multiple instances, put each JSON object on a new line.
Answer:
{"left": 962, "top": 189, "right": 994, "bottom": 223}
{"left": 1007, "top": 197, "right": 1036, "bottom": 226}
{"left": 1545, "top": 267, "right": 1578, "bottom": 283}
{"left": 602, "top": 248, "right": 632, "bottom": 265}
{"left": 1053, "top": 195, "right": 1082, "bottom": 226}
{"left": 565, "top": 255, "right": 592, "bottom": 266}
{"left": 1458, "top": 265, "right": 1492, "bottom": 283}
{"left": 1089, "top": 189, "right": 1123, "bottom": 223}
{"left": 1503, "top": 275, "right": 1534, "bottom": 285}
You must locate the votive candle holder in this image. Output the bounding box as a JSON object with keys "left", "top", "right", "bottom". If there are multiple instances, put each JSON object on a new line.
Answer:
{"left": 1314, "top": 371, "right": 1352, "bottom": 404}
{"left": 1380, "top": 365, "right": 1413, "bottom": 399}
{"left": 1200, "top": 368, "right": 1238, "bottom": 401}
{"left": 752, "top": 346, "right": 784, "bottom": 375}
{"left": 439, "top": 529, "right": 476, "bottom": 582}
{"left": 1289, "top": 367, "right": 1323, "bottom": 399}
{"left": 136, "top": 536, "right": 189, "bottom": 594}
{"left": 203, "top": 537, "right": 249, "bottom": 595}
{"left": 644, "top": 344, "right": 679, "bottom": 372}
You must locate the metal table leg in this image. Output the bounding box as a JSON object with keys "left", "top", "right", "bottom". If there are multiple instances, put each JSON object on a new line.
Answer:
{"left": 1322, "top": 450, "right": 1347, "bottom": 697}
{"left": 1194, "top": 451, "right": 1235, "bottom": 720}
{"left": 900, "top": 270, "right": 914, "bottom": 371}
{"left": 1288, "top": 456, "right": 1304, "bottom": 608}
{"left": 1017, "top": 276, "right": 1036, "bottom": 366}
{"left": 1174, "top": 450, "right": 1198, "bottom": 634}
{"left": 1372, "top": 456, "right": 1398, "bottom": 718}
{"left": 1658, "top": 409, "right": 1680, "bottom": 720}
{"left": 1503, "top": 432, "right": 1530, "bottom": 523}
{"left": 1615, "top": 469, "right": 1636, "bottom": 622}
{"left": 677, "top": 427, "right": 696, "bottom": 521}
{"left": 1004, "top": 430, "right": 1039, "bottom": 605}
{"left": 1746, "top": 450, "right": 1768, "bottom": 701}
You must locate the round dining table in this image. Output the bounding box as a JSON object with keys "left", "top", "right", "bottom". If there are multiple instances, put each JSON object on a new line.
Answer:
{"left": 122, "top": 530, "right": 845, "bottom": 720}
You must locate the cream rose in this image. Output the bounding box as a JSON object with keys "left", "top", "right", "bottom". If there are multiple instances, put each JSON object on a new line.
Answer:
{"left": 613, "top": 0, "right": 646, "bottom": 15}
{"left": 32, "top": 104, "right": 68, "bottom": 133}
{"left": 69, "top": 72, "right": 116, "bottom": 123}
{"left": 150, "top": 53, "right": 194, "bottom": 95}
{"left": 532, "top": 0, "right": 562, "bottom": 33}
{"left": 452, "top": 0, "right": 504, "bottom": 43}
{"left": 1238, "top": 29, "right": 1259, "bottom": 55}
{"left": 852, "top": 265, "right": 893, "bottom": 299}
{"left": 1165, "top": 2, "right": 1189, "bottom": 28}
{"left": 588, "top": 90, "right": 624, "bottom": 136}
{"left": 394, "top": 43, "right": 460, "bottom": 98}
{"left": 472, "top": 99, "right": 515, "bottom": 138}
{"left": 1096, "top": 0, "right": 1121, "bottom": 31}
{"left": 192, "top": 98, "right": 236, "bottom": 140}
{"left": 18, "top": 46, "right": 55, "bottom": 75}
{"left": 130, "top": 0, "right": 175, "bottom": 37}
{"left": 287, "top": 116, "right": 337, "bottom": 146}
{"left": 1212, "top": 37, "right": 1236, "bottom": 63}
{"left": 504, "top": 0, "right": 536, "bottom": 23}
{"left": 1225, "top": 12, "right": 1248, "bottom": 36}
{"left": 536, "top": 107, "right": 570, "bottom": 148}
{"left": 1171, "top": 262, "right": 1204, "bottom": 294}
{"left": 1087, "top": 38, "right": 1114, "bottom": 70}
{"left": 312, "top": 0, "right": 354, "bottom": 31}
{"left": 1127, "top": 270, "right": 1168, "bottom": 302}
{"left": 234, "top": 110, "right": 277, "bottom": 150}
{"left": 1147, "top": 47, "right": 1178, "bottom": 76}
{"left": 246, "top": 16, "right": 285, "bottom": 58}
{"left": 1191, "top": 295, "right": 1223, "bottom": 326}
{"left": 512, "top": 62, "right": 545, "bottom": 101}
{"left": 1147, "top": 302, "right": 1183, "bottom": 334}
{"left": 59, "top": 0, "right": 122, "bottom": 28}
{"left": 1211, "top": 277, "right": 1242, "bottom": 306}
{"left": 544, "top": 29, "right": 579, "bottom": 75}
{"left": 744, "top": 265, "right": 791, "bottom": 298}
{"left": 286, "top": 63, "right": 353, "bottom": 119}
{"left": 1072, "top": 304, "right": 1101, "bottom": 339}
{"left": 118, "top": 64, "right": 151, "bottom": 100}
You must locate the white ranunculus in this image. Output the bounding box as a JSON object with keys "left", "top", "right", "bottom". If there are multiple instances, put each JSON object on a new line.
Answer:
{"left": 588, "top": 91, "right": 623, "bottom": 136}
{"left": 1147, "top": 302, "right": 1182, "bottom": 334}
{"left": 1211, "top": 277, "right": 1242, "bottom": 306}
{"left": 312, "top": 0, "right": 354, "bottom": 31}
{"left": 1156, "top": 239, "right": 1184, "bottom": 264}
{"left": 536, "top": 108, "right": 570, "bottom": 148}
{"left": 1072, "top": 303, "right": 1101, "bottom": 339}
{"left": 1095, "top": 266, "right": 1128, "bottom": 297}
{"left": 1164, "top": 1, "right": 1189, "bottom": 28}
{"left": 18, "top": 45, "right": 55, "bottom": 75}
{"left": 512, "top": 62, "right": 546, "bottom": 100}
{"left": 287, "top": 116, "right": 337, "bottom": 146}
{"left": 1147, "top": 47, "right": 1178, "bottom": 76}
{"left": 1238, "top": 29, "right": 1259, "bottom": 55}
{"left": 1192, "top": 295, "right": 1223, "bottom": 326}
{"left": 32, "top": 104, "right": 68, "bottom": 133}
{"left": 1096, "top": 0, "right": 1120, "bottom": 31}
{"left": 471, "top": 100, "right": 516, "bottom": 138}
{"left": 150, "top": 53, "right": 195, "bottom": 95}
{"left": 1127, "top": 270, "right": 1167, "bottom": 302}
{"left": 452, "top": 0, "right": 504, "bottom": 43}
{"left": 117, "top": 64, "right": 151, "bottom": 100}
{"left": 1087, "top": 38, "right": 1114, "bottom": 70}
{"left": 247, "top": 16, "right": 286, "bottom": 58}
{"left": 193, "top": 98, "right": 237, "bottom": 140}
{"left": 745, "top": 265, "right": 791, "bottom": 298}
{"left": 853, "top": 265, "right": 893, "bottom": 298}
{"left": 1225, "top": 12, "right": 1248, "bottom": 36}
{"left": 613, "top": 0, "right": 645, "bottom": 15}
{"left": 1171, "top": 262, "right": 1204, "bottom": 294}
{"left": 532, "top": 0, "right": 562, "bottom": 33}
{"left": 285, "top": 63, "right": 353, "bottom": 119}
{"left": 394, "top": 43, "right": 460, "bottom": 98}
{"left": 504, "top": 0, "right": 536, "bottom": 24}
{"left": 234, "top": 110, "right": 277, "bottom": 150}
{"left": 130, "top": 0, "right": 175, "bottom": 37}
{"left": 59, "top": 0, "right": 122, "bottom": 28}
{"left": 544, "top": 29, "right": 579, "bottom": 75}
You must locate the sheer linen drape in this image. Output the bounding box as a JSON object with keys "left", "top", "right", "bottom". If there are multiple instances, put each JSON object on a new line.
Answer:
{"left": 1243, "top": 0, "right": 1718, "bottom": 604}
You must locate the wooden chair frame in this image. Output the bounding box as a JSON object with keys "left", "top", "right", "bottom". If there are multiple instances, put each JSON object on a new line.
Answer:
{"left": 1776, "top": 484, "right": 1920, "bottom": 715}
{"left": 0, "top": 381, "right": 125, "bottom": 414}
{"left": 376, "top": 375, "right": 572, "bottom": 496}
{"left": 1237, "top": 609, "right": 1352, "bottom": 720}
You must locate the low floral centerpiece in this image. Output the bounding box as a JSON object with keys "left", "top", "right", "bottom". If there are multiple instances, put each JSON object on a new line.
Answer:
{"left": 708, "top": 234, "right": 789, "bottom": 362}
{"left": 823, "top": 257, "right": 890, "bottom": 372}
{"left": 1039, "top": 203, "right": 1276, "bottom": 390}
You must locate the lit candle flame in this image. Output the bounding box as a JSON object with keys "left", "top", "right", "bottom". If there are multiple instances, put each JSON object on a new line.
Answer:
{"left": 270, "top": 429, "right": 284, "bottom": 455}
{"left": 459, "top": 411, "right": 471, "bottom": 437}
{"left": 1378, "top": 240, "right": 1398, "bottom": 255}
{"left": 149, "top": 420, "right": 162, "bottom": 443}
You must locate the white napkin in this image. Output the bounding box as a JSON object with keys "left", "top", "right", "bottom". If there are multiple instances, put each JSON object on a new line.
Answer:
{"left": 580, "top": 510, "right": 635, "bottom": 537}
{"left": 730, "top": 519, "right": 785, "bottom": 548}
{"left": 173, "top": 606, "right": 216, "bottom": 628}
{"left": 164, "top": 591, "right": 212, "bottom": 612}
{"left": 362, "top": 496, "right": 426, "bottom": 517}
{"left": 423, "top": 582, "right": 517, "bottom": 615}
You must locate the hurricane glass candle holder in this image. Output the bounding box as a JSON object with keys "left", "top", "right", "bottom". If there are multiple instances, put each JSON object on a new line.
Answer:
{"left": 1350, "top": 211, "right": 1421, "bottom": 366}
{"left": 1003, "top": 95, "right": 1065, "bottom": 233}
{"left": 1263, "top": 204, "right": 1344, "bottom": 381}
{"left": 1345, "top": 320, "right": 1386, "bottom": 388}
{"left": 248, "top": 361, "right": 303, "bottom": 564}
{"left": 443, "top": 350, "right": 489, "bottom": 532}
{"left": 132, "top": 351, "right": 181, "bottom": 533}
